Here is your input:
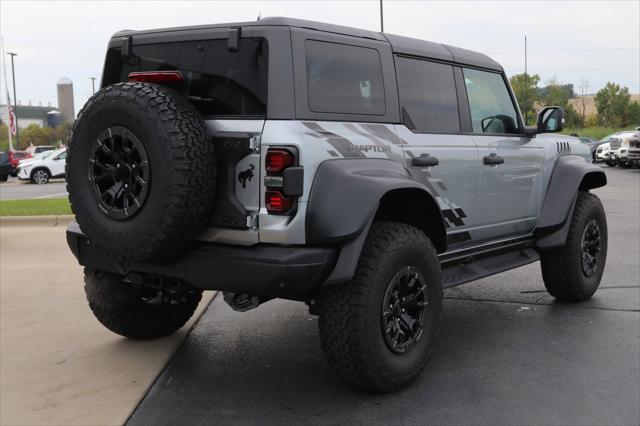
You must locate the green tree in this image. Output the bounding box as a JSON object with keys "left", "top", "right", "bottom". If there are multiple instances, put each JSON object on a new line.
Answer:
{"left": 509, "top": 73, "right": 541, "bottom": 125}
{"left": 20, "top": 124, "right": 53, "bottom": 147}
{"left": 594, "top": 82, "right": 633, "bottom": 127}
{"left": 541, "top": 79, "right": 582, "bottom": 128}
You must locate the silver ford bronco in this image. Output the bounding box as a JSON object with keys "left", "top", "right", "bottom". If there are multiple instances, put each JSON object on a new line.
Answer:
{"left": 66, "top": 18, "right": 608, "bottom": 392}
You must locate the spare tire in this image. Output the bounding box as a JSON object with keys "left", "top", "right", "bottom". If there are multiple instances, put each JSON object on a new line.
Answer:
{"left": 67, "top": 82, "right": 216, "bottom": 261}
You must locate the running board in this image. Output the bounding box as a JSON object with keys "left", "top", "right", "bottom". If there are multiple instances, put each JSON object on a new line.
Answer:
{"left": 441, "top": 247, "right": 540, "bottom": 288}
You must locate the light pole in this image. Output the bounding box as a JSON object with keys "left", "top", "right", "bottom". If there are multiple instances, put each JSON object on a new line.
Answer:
{"left": 90, "top": 77, "right": 96, "bottom": 94}
{"left": 524, "top": 36, "right": 528, "bottom": 125}
{"left": 7, "top": 52, "right": 19, "bottom": 148}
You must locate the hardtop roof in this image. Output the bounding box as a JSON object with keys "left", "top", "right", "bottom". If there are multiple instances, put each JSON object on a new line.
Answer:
{"left": 113, "top": 17, "right": 502, "bottom": 72}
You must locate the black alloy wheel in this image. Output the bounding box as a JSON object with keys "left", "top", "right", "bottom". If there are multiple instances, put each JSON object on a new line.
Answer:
{"left": 381, "top": 266, "right": 429, "bottom": 354}
{"left": 581, "top": 219, "right": 602, "bottom": 277}
{"left": 89, "top": 126, "right": 150, "bottom": 220}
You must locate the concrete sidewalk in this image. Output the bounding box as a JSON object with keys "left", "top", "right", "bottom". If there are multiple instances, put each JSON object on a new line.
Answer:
{"left": 0, "top": 226, "right": 213, "bottom": 426}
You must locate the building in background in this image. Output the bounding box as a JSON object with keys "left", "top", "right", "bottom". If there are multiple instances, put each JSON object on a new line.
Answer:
{"left": 56, "top": 77, "right": 75, "bottom": 124}
{"left": 0, "top": 104, "right": 59, "bottom": 128}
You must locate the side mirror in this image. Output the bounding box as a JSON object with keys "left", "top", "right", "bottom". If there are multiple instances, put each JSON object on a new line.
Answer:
{"left": 537, "top": 106, "right": 565, "bottom": 133}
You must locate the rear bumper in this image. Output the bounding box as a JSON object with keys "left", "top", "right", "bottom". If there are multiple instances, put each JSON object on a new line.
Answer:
{"left": 66, "top": 222, "right": 338, "bottom": 300}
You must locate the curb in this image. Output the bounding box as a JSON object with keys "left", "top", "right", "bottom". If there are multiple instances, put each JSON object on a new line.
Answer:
{"left": 0, "top": 215, "right": 75, "bottom": 228}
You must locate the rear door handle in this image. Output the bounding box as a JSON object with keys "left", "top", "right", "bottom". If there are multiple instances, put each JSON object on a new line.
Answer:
{"left": 412, "top": 154, "right": 439, "bottom": 167}
{"left": 483, "top": 153, "right": 504, "bottom": 165}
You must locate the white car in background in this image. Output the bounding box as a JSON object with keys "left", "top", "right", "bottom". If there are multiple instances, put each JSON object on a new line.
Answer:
{"left": 595, "top": 142, "right": 612, "bottom": 164}
{"left": 609, "top": 130, "right": 639, "bottom": 168}
{"left": 17, "top": 150, "right": 54, "bottom": 167}
{"left": 16, "top": 148, "right": 67, "bottom": 184}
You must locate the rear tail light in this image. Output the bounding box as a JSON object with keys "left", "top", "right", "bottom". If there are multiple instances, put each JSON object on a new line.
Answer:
{"left": 128, "top": 71, "right": 184, "bottom": 84}
{"left": 265, "top": 147, "right": 298, "bottom": 215}
{"left": 266, "top": 149, "right": 294, "bottom": 173}
{"left": 265, "top": 190, "right": 293, "bottom": 213}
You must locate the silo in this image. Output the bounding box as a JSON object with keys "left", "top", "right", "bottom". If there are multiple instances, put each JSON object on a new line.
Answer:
{"left": 57, "top": 77, "right": 75, "bottom": 124}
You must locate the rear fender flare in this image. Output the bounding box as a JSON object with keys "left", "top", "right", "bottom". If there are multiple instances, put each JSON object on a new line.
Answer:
{"left": 305, "top": 159, "right": 447, "bottom": 285}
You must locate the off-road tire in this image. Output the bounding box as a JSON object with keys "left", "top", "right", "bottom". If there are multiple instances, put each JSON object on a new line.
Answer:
{"left": 541, "top": 191, "right": 607, "bottom": 302}
{"left": 67, "top": 82, "right": 216, "bottom": 262}
{"left": 318, "top": 222, "right": 443, "bottom": 392}
{"left": 84, "top": 268, "right": 202, "bottom": 339}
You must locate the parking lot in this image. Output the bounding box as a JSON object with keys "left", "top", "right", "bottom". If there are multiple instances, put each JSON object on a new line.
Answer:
{"left": 1, "top": 166, "right": 639, "bottom": 425}
{"left": 0, "top": 176, "right": 68, "bottom": 200}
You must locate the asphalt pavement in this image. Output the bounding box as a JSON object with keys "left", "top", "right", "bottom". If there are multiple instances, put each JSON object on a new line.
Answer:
{"left": 129, "top": 166, "right": 640, "bottom": 425}
{"left": 0, "top": 176, "right": 68, "bottom": 200}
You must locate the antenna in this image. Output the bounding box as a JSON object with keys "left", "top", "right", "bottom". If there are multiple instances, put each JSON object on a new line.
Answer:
{"left": 257, "top": 11, "right": 261, "bottom": 21}
{"left": 380, "top": 0, "right": 384, "bottom": 32}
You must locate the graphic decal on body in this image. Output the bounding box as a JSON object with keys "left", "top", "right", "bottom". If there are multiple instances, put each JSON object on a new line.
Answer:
{"left": 405, "top": 150, "right": 467, "bottom": 229}
{"left": 302, "top": 121, "right": 404, "bottom": 162}
{"left": 302, "top": 122, "right": 366, "bottom": 158}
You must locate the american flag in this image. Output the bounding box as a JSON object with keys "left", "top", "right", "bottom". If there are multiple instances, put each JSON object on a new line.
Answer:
{"left": 7, "top": 102, "right": 16, "bottom": 136}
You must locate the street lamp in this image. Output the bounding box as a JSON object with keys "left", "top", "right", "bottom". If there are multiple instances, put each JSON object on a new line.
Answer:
{"left": 6, "top": 52, "right": 19, "bottom": 148}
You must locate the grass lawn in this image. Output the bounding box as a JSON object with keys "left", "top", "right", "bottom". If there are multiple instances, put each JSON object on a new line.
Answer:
{"left": 0, "top": 198, "right": 72, "bottom": 216}
{"left": 562, "top": 126, "right": 637, "bottom": 140}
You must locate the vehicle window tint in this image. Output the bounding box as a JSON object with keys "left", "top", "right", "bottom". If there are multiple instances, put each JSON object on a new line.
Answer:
{"left": 305, "top": 40, "right": 385, "bottom": 115}
{"left": 196, "top": 38, "right": 268, "bottom": 116}
{"left": 463, "top": 68, "right": 519, "bottom": 134}
{"left": 102, "top": 38, "right": 268, "bottom": 117}
{"left": 395, "top": 57, "right": 459, "bottom": 133}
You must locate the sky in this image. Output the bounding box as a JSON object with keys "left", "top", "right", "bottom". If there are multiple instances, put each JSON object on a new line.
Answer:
{"left": 1, "top": 0, "right": 639, "bottom": 116}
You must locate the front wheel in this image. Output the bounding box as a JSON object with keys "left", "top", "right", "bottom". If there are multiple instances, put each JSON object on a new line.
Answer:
{"left": 31, "top": 168, "right": 50, "bottom": 184}
{"left": 540, "top": 191, "right": 607, "bottom": 302}
{"left": 84, "top": 268, "right": 202, "bottom": 339}
{"left": 318, "top": 222, "right": 443, "bottom": 392}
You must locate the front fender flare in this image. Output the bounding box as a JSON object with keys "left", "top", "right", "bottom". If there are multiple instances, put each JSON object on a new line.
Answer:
{"left": 535, "top": 155, "right": 606, "bottom": 249}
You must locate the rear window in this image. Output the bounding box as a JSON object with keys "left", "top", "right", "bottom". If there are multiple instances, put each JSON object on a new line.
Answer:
{"left": 305, "top": 40, "right": 385, "bottom": 115}
{"left": 103, "top": 37, "right": 268, "bottom": 117}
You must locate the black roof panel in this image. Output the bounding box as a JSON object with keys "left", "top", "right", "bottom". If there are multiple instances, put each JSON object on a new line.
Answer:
{"left": 113, "top": 17, "right": 501, "bottom": 71}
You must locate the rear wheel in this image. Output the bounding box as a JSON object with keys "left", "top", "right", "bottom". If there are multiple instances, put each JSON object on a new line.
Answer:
{"left": 31, "top": 168, "right": 50, "bottom": 184}
{"left": 84, "top": 268, "right": 202, "bottom": 339}
{"left": 318, "top": 222, "right": 443, "bottom": 392}
{"left": 540, "top": 191, "right": 607, "bottom": 301}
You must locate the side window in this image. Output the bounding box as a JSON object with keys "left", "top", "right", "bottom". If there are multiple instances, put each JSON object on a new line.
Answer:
{"left": 395, "top": 57, "right": 460, "bottom": 133}
{"left": 55, "top": 152, "right": 67, "bottom": 161}
{"left": 305, "top": 40, "right": 385, "bottom": 115}
{"left": 463, "top": 68, "right": 519, "bottom": 134}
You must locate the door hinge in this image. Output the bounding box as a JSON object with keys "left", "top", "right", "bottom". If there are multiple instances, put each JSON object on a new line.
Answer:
{"left": 246, "top": 212, "right": 259, "bottom": 230}
{"left": 249, "top": 135, "right": 261, "bottom": 152}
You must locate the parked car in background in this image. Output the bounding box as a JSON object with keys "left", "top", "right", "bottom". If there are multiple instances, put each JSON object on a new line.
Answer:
{"left": 626, "top": 131, "right": 640, "bottom": 167}
{"left": 0, "top": 152, "right": 14, "bottom": 182}
{"left": 16, "top": 148, "right": 67, "bottom": 184}
{"left": 595, "top": 142, "right": 612, "bottom": 164}
{"left": 26, "top": 145, "right": 56, "bottom": 155}
{"left": 7, "top": 151, "right": 32, "bottom": 174}
{"left": 610, "top": 130, "right": 639, "bottom": 168}
{"left": 17, "top": 150, "right": 53, "bottom": 167}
